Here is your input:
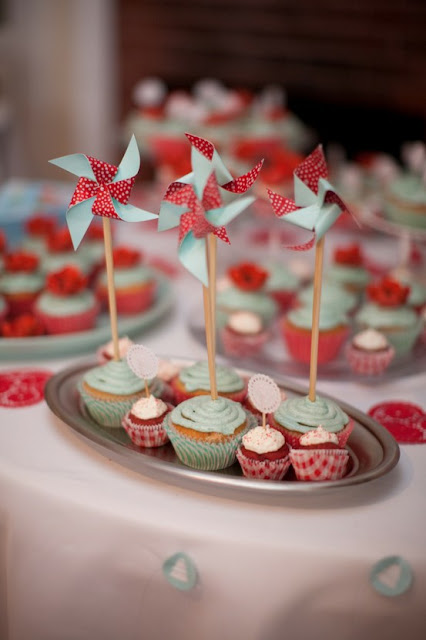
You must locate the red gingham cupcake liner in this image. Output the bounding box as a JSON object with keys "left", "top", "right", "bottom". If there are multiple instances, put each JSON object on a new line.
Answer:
{"left": 236, "top": 448, "right": 291, "bottom": 481}
{"left": 220, "top": 326, "right": 268, "bottom": 357}
{"left": 35, "top": 302, "right": 99, "bottom": 334}
{"left": 345, "top": 343, "right": 395, "bottom": 376}
{"left": 171, "top": 376, "right": 247, "bottom": 405}
{"left": 289, "top": 448, "right": 349, "bottom": 481}
{"left": 281, "top": 320, "right": 349, "bottom": 364}
{"left": 269, "top": 416, "right": 354, "bottom": 449}
{"left": 121, "top": 406, "right": 172, "bottom": 448}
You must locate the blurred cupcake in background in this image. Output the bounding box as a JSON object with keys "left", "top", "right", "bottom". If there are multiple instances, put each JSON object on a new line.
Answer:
{"left": 97, "top": 336, "right": 134, "bottom": 364}
{"left": 1, "top": 312, "right": 45, "bottom": 338}
{"left": 325, "top": 244, "right": 371, "bottom": 297}
{"left": 21, "top": 214, "right": 57, "bottom": 257}
{"left": 220, "top": 310, "right": 268, "bottom": 358}
{"left": 0, "top": 251, "right": 44, "bottom": 317}
{"left": 297, "top": 280, "right": 358, "bottom": 316}
{"left": 171, "top": 360, "right": 247, "bottom": 404}
{"left": 263, "top": 261, "right": 300, "bottom": 312}
{"left": 43, "top": 227, "right": 90, "bottom": 275}
{"left": 345, "top": 328, "right": 395, "bottom": 376}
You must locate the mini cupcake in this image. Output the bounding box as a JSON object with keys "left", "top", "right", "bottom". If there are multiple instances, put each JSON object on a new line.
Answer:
{"left": 384, "top": 170, "right": 426, "bottom": 229}
{"left": 355, "top": 277, "right": 422, "bottom": 357}
{"left": 263, "top": 260, "right": 300, "bottom": 311}
{"left": 0, "top": 251, "right": 44, "bottom": 317}
{"left": 96, "top": 246, "right": 157, "bottom": 314}
{"left": 43, "top": 227, "right": 90, "bottom": 275}
{"left": 297, "top": 281, "right": 358, "bottom": 316}
{"left": 281, "top": 305, "right": 350, "bottom": 364}
{"left": 164, "top": 395, "right": 254, "bottom": 470}
{"left": 216, "top": 262, "right": 277, "bottom": 328}
{"left": 1, "top": 312, "right": 44, "bottom": 338}
{"left": 270, "top": 395, "right": 353, "bottom": 448}
{"left": 220, "top": 310, "right": 268, "bottom": 358}
{"left": 122, "top": 394, "right": 173, "bottom": 447}
{"left": 171, "top": 360, "right": 247, "bottom": 404}
{"left": 97, "top": 336, "right": 134, "bottom": 363}
{"left": 34, "top": 266, "right": 99, "bottom": 334}
{"left": 79, "top": 359, "right": 146, "bottom": 428}
{"left": 236, "top": 425, "right": 291, "bottom": 481}
{"left": 325, "top": 244, "right": 371, "bottom": 296}
{"left": 289, "top": 426, "right": 349, "bottom": 482}
{"left": 21, "top": 214, "right": 57, "bottom": 257}
{"left": 345, "top": 328, "right": 395, "bottom": 376}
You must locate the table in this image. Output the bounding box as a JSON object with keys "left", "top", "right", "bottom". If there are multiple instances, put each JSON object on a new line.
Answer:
{"left": 1, "top": 228, "right": 425, "bottom": 640}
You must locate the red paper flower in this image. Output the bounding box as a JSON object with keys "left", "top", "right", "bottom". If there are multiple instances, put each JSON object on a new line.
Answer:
{"left": 86, "top": 224, "right": 105, "bottom": 241}
{"left": 334, "top": 244, "right": 363, "bottom": 266}
{"left": 26, "top": 215, "right": 57, "bottom": 237}
{"left": 112, "top": 246, "right": 142, "bottom": 268}
{"left": 228, "top": 262, "right": 269, "bottom": 291}
{"left": 4, "top": 251, "right": 39, "bottom": 273}
{"left": 1, "top": 313, "right": 45, "bottom": 338}
{"left": 368, "top": 277, "right": 410, "bottom": 307}
{"left": 48, "top": 228, "right": 73, "bottom": 253}
{"left": 0, "top": 230, "right": 6, "bottom": 253}
{"left": 46, "top": 266, "right": 88, "bottom": 296}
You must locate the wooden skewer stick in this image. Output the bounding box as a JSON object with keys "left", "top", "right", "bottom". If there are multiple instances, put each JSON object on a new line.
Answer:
{"left": 308, "top": 235, "right": 325, "bottom": 403}
{"left": 208, "top": 233, "right": 217, "bottom": 367}
{"left": 202, "top": 284, "right": 218, "bottom": 400}
{"left": 102, "top": 218, "right": 120, "bottom": 361}
{"left": 262, "top": 412, "right": 266, "bottom": 429}
{"left": 144, "top": 379, "right": 150, "bottom": 398}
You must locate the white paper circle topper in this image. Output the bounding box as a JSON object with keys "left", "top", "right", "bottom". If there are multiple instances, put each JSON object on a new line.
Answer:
{"left": 127, "top": 345, "right": 159, "bottom": 380}
{"left": 248, "top": 374, "right": 282, "bottom": 414}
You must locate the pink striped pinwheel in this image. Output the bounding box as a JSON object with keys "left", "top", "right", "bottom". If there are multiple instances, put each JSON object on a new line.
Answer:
{"left": 49, "top": 136, "right": 157, "bottom": 249}
{"left": 267, "top": 145, "right": 352, "bottom": 250}
{"left": 159, "top": 133, "right": 263, "bottom": 284}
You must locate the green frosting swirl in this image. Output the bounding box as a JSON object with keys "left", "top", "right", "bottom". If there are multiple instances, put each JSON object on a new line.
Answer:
{"left": 83, "top": 360, "right": 145, "bottom": 395}
{"left": 217, "top": 287, "right": 277, "bottom": 324}
{"left": 264, "top": 262, "right": 299, "bottom": 292}
{"left": 98, "top": 266, "right": 154, "bottom": 288}
{"left": 274, "top": 395, "right": 349, "bottom": 434}
{"left": 179, "top": 360, "right": 244, "bottom": 393}
{"left": 388, "top": 173, "right": 426, "bottom": 205}
{"left": 0, "top": 272, "right": 44, "bottom": 294}
{"left": 326, "top": 264, "right": 370, "bottom": 287}
{"left": 171, "top": 395, "right": 246, "bottom": 435}
{"left": 355, "top": 303, "right": 418, "bottom": 329}
{"left": 298, "top": 281, "right": 357, "bottom": 314}
{"left": 287, "top": 304, "right": 348, "bottom": 330}
{"left": 36, "top": 290, "right": 96, "bottom": 316}
{"left": 42, "top": 253, "right": 90, "bottom": 275}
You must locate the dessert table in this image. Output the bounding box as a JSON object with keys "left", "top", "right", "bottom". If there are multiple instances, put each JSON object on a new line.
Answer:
{"left": 1, "top": 229, "right": 425, "bottom": 640}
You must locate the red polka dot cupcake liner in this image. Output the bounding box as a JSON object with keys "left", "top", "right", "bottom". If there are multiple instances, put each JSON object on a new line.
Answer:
{"left": 289, "top": 448, "right": 349, "bottom": 481}
{"left": 236, "top": 448, "right": 291, "bottom": 481}
{"left": 220, "top": 326, "right": 269, "bottom": 358}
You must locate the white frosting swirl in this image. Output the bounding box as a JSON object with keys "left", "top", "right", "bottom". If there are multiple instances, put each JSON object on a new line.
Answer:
{"left": 227, "top": 311, "right": 262, "bottom": 335}
{"left": 300, "top": 426, "right": 339, "bottom": 446}
{"left": 242, "top": 425, "right": 285, "bottom": 454}
{"left": 131, "top": 395, "right": 168, "bottom": 420}
{"left": 103, "top": 336, "right": 134, "bottom": 359}
{"left": 353, "top": 328, "right": 389, "bottom": 351}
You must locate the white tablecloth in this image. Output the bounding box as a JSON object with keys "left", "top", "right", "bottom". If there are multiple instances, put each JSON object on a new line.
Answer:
{"left": 1, "top": 229, "right": 425, "bottom": 640}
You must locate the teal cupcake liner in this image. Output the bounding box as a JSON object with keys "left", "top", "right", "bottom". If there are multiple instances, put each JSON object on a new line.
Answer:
{"left": 78, "top": 381, "right": 141, "bottom": 428}
{"left": 163, "top": 412, "right": 257, "bottom": 471}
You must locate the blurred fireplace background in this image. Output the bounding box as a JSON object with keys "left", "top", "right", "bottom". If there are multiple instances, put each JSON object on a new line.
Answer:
{"left": 0, "top": 0, "right": 425, "bottom": 178}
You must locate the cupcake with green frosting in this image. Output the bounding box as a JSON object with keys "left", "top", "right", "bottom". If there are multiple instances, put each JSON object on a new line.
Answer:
{"left": 281, "top": 304, "right": 350, "bottom": 364}
{"left": 0, "top": 251, "right": 44, "bottom": 317}
{"left": 164, "top": 395, "right": 255, "bottom": 470}
{"left": 171, "top": 360, "right": 247, "bottom": 404}
{"left": 297, "top": 281, "right": 358, "bottom": 316}
{"left": 263, "top": 261, "right": 300, "bottom": 311}
{"left": 269, "top": 395, "right": 353, "bottom": 448}
{"left": 79, "top": 359, "right": 163, "bottom": 428}
{"left": 384, "top": 172, "right": 426, "bottom": 229}
{"left": 355, "top": 276, "right": 422, "bottom": 356}
{"left": 325, "top": 244, "right": 370, "bottom": 296}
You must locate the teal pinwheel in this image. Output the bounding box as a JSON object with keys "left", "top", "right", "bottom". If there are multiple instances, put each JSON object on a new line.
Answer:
{"left": 49, "top": 135, "right": 157, "bottom": 249}
{"left": 158, "top": 133, "right": 263, "bottom": 285}
{"left": 267, "top": 145, "right": 352, "bottom": 250}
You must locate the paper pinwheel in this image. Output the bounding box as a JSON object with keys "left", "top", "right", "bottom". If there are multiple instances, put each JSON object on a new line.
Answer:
{"left": 267, "top": 145, "right": 351, "bottom": 250}
{"left": 158, "top": 133, "right": 263, "bottom": 285}
{"left": 49, "top": 135, "right": 157, "bottom": 249}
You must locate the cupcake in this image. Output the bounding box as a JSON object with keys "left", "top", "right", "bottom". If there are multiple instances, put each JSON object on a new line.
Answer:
{"left": 297, "top": 281, "right": 358, "bottom": 316}
{"left": 0, "top": 251, "right": 44, "bottom": 317}
{"left": 164, "top": 395, "right": 254, "bottom": 470}
{"left": 171, "top": 360, "right": 247, "bottom": 404}
{"left": 289, "top": 426, "right": 349, "bottom": 482}
{"left": 43, "top": 227, "right": 90, "bottom": 275}
{"left": 263, "top": 260, "right": 300, "bottom": 311}
{"left": 345, "top": 328, "right": 395, "bottom": 376}
{"left": 388, "top": 269, "right": 426, "bottom": 313}
{"left": 0, "top": 294, "right": 8, "bottom": 324}
{"left": 325, "top": 244, "right": 370, "bottom": 296}
{"left": 281, "top": 305, "right": 350, "bottom": 364}
{"left": 96, "top": 246, "right": 157, "bottom": 314}
{"left": 79, "top": 359, "right": 146, "bottom": 428}
{"left": 220, "top": 310, "right": 268, "bottom": 357}
{"left": 355, "top": 277, "right": 422, "bottom": 357}
{"left": 121, "top": 394, "right": 173, "bottom": 448}
{"left": 236, "top": 425, "right": 291, "bottom": 480}
{"left": 270, "top": 395, "right": 353, "bottom": 448}
{"left": 34, "top": 266, "right": 99, "bottom": 334}
{"left": 216, "top": 262, "right": 277, "bottom": 328}
{"left": 97, "top": 336, "right": 134, "bottom": 363}
{"left": 384, "top": 171, "right": 426, "bottom": 229}
{"left": 1, "top": 312, "right": 44, "bottom": 338}
{"left": 21, "top": 214, "right": 57, "bottom": 257}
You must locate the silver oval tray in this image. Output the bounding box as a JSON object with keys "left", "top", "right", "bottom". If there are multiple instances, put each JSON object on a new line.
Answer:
{"left": 44, "top": 359, "right": 400, "bottom": 499}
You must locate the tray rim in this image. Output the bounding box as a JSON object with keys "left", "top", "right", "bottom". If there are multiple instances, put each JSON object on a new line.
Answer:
{"left": 44, "top": 358, "right": 400, "bottom": 498}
